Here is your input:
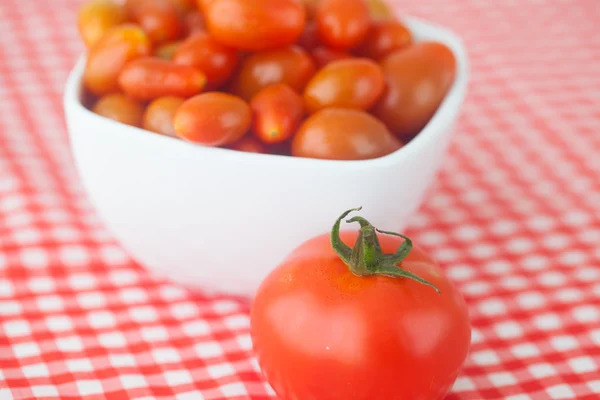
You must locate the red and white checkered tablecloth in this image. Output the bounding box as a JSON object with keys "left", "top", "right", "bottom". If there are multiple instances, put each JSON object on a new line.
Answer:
{"left": 1, "top": 0, "right": 599, "bottom": 399}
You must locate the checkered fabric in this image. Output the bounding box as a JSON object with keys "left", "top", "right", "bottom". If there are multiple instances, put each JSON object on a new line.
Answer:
{"left": 1, "top": 0, "right": 599, "bottom": 399}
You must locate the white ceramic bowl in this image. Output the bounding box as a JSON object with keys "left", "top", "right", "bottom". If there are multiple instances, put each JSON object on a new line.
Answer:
{"left": 64, "top": 16, "right": 469, "bottom": 297}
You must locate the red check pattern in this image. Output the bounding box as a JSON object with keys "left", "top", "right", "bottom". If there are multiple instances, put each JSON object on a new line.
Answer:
{"left": 1, "top": 0, "right": 599, "bottom": 399}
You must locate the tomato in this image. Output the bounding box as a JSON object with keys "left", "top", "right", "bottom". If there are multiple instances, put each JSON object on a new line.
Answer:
{"left": 296, "top": 20, "right": 320, "bottom": 51}
{"left": 184, "top": 10, "right": 206, "bottom": 35}
{"left": 83, "top": 24, "right": 152, "bottom": 96}
{"left": 174, "top": 33, "right": 238, "bottom": 89}
{"left": 301, "top": 0, "right": 320, "bottom": 19}
{"left": 251, "top": 208, "right": 471, "bottom": 400}
{"left": 78, "top": 0, "right": 127, "bottom": 49}
{"left": 231, "top": 46, "right": 316, "bottom": 101}
{"left": 154, "top": 41, "right": 182, "bottom": 60}
{"left": 316, "top": 0, "right": 370, "bottom": 50}
{"left": 251, "top": 84, "right": 304, "bottom": 144}
{"left": 373, "top": 42, "right": 456, "bottom": 139}
{"left": 166, "top": 0, "right": 196, "bottom": 13}
{"left": 174, "top": 92, "right": 251, "bottom": 146}
{"left": 143, "top": 96, "right": 185, "bottom": 137}
{"left": 126, "top": 0, "right": 183, "bottom": 43}
{"left": 303, "top": 58, "right": 385, "bottom": 113}
{"left": 291, "top": 108, "right": 401, "bottom": 160}
{"left": 93, "top": 94, "right": 144, "bottom": 126}
{"left": 311, "top": 46, "right": 350, "bottom": 67}
{"left": 119, "top": 58, "right": 206, "bottom": 100}
{"left": 355, "top": 20, "right": 412, "bottom": 60}
{"left": 203, "top": 0, "right": 306, "bottom": 51}
{"left": 228, "top": 136, "right": 267, "bottom": 153}
{"left": 365, "top": 0, "right": 393, "bottom": 20}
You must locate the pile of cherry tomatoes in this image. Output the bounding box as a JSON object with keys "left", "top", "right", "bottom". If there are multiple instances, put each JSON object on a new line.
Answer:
{"left": 79, "top": 0, "right": 456, "bottom": 160}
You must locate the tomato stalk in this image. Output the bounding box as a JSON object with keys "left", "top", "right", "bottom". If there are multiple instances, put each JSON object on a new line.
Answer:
{"left": 331, "top": 208, "right": 440, "bottom": 293}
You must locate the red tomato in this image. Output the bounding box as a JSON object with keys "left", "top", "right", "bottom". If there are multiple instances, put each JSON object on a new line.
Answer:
{"left": 126, "top": 0, "right": 183, "bottom": 43}
{"left": 174, "top": 92, "right": 251, "bottom": 146}
{"left": 174, "top": 33, "right": 238, "bottom": 89}
{"left": 311, "top": 46, "right": 350, "bottom": 67}
{"left": 78, "top": 0, "right": 127, "bottom": 49}
{"left": 355, "top": 20, "right": 412, "bottom": 60}
{"left": 143, "top": 96, "right": 185, "bottom": 137}
{"left": 83, "top": 24, "right": 152, "bottom": 95}
{"left": 303, "top": 58, "right": 385, "bottom": 113}
{"left": 231, "top": 46, "right": 316, "bottom": 101}
{"left": 228, "top": 136, "right": 267, "bottom": 153}
{"left": 93, "top": 94, "right": 144, "bottom": 126}
{"left": 316, "top": 0, "right": 370, "bottom": 50}
{"left": 166, "top": 0, "right": 196, "bottom": 13}
{"left": 119, "top": 58, "right": 206, "bottom": 100}
{"left": 373, "top": 42, "right": 456, "bottom": 139}
{"left": 184, "top": 10, "right": 206, "bottom": 35}
{"left": 251, "top": 84, "right": 304, "bottom": 144}
{"left": 203, "top": 0, "right": 306, "bottom": 51}
{"left": 291, "top": 108, "right": 401, "bottom": 160}
{"left": 251, "top": 208, "right": 471, "bottom": 400}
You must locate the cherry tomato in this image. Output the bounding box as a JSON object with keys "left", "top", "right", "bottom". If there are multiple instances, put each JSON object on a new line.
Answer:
{"left": 296, "top": 20, "right": 320, "bottom": 51}
{"left": 203, "top": 0, "right": 306, "bottom": 51}
{"left": 355, "top": 20, "right": 412, "bottom": 60}
{"left": 154, "top": 41, "right": 181, "bottom": 60}
{"left": 251, "top": 84, "right": 304, "bottom": 144}
{"left": 184, "top": 10, "right": 206, "bottom": 35}
{"left": 228, "top": 136, "right": 267, "bottom": 153}
{"left": 174, "top": 33, "right": 238, "bottom": 89}
{"left": 166, "top": 0, "right": 196, "bottom": 13}
{"left": 311, "top": 46, "right": 350, "bottom": 67}
{"left": 303, "top": 58, "right": 385, "bottom": 113}
{"left": 93, "top": 94, "right": 144, "bottom": 127}
{"left": 366, "top": 0, "right": 393, "bottom": 20}
{"left": 316, "top": 0, "right": 370, "bottom": 50}
{"left": 126, "top": 0, "right": 183, "bottom": 43}
{"left": 373, "top": 42, "right": 456, "bottom": 139}
{"left": 251, "top": 209, "right": 471, "bottom": 400}
{"left": 78, "top": 0, "right": 127, "bottom": 49}
{"left": 119, "top": 58, "right": 206, "bottom": 100}
{"left": 292, "top": 108, "right": 401, "bottom": 160}
{"left": 231, "top": 46, "right": 316, "bottom": 101}
{"left": 83, "top": 24, "right": 152, "bottom": 96}
{"left": 174, "top": 92, "right": 251, "bottom": 146}
{"left": 143, "top": 96, "right": 185, "bottom": 137}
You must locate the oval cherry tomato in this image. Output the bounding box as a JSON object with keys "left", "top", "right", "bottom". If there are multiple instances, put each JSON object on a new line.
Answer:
{"left": 303, "top": 58, "right": 385, "bottom": 113}
{"left": 203, "top": 0, "right": 306, "bottom": 51}
{"left": 126, "top": 0, "right": 183, "bottom": 43}
{"left": 83, "top": 24, "right": 152, "bottom": 96}
{"left": 316, "top": 0, "right": 370, "bottom": 50}
{"left": 231, "top": 46, "right": 316, "bottom": 101}
{"left": 93, "top": 94, "right": 144, "bottom": 126}
{"left": 373, "top": 42, "right": 456, "bottom": 139}
{"left": 78, "top": 0, "right": 127, "bottom": 49}
{"left": 355, "top": 20, "right": 412, "bottom": 60}
{"left": 251, "top": 209, "right": 471, "bottom": 400}
{"left": 143, "top": 96, "right": 185, "bottom": 137}
{"left": 311, "top": 46, "right": 350, "bottom": 67}
{"left": 174, "top": 92, "right": 251, "bottom": 146}
{"left": 119, "top": 58, "right": 206, "bottom": 100}
{"left": 296, "top": 20, "right": 320, "bottom": 51}
{"left": 228, "top": 136, "right": 267, "bottom": 153}
{"left": 174, "top": 33, "right": 238, "bottom": 89}
{"left": 184, "top": 10, "right": 206, "bottom": 35}
{"left": 251, "top": 84, "right": 304, "bottom": 144}
{"left": 292, "top": 108, "right": 401, "bottom": 160}
{"left": 154, "top": 41, "right": 182, "bottom": 60}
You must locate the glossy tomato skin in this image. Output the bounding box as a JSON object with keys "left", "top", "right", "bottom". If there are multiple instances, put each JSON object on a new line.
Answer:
{"left": 373, "top": 42, "right": 456, "bottom": 139}
{"left": 203, "top": 0, "right": 306, "bottom": 51}
{"left": 78, "top": 0, "right": 127, "bottom": 49}
{"left": 355, "top": 20, "right": 412, "bottom": 60}
{"left": 251, "top": 84, "right": 304, "bottom": 144}
{"left": 291, "top": 108, "right": 401, "bottom": 160}
{"left": 228, "top": 136, "right": 267, "bottom": 153}
{"left": 174, "top": 33, "right": 238, "bottom": 89}
{"left": 184, "top": 10, "right": 206, "bottom": 35}
{"left": 93, "top": 94, "right": 144, "bottom": 127}
{"left": 231, "top": 46, "right": 316, "bottom": 101}
{"left": 143, "top": 96, "right": 185, "bottom": 137}
{"left": 316, "top": 0, "right": 370, "bottom": 50}
{"left": 174, "top": 92, "right": 251, "bottom": 146}
{"left": 119, "top": 58, "right": 206, "bottom": 100}
{"left": 311, "top": 46, "right": 350, "bottom": 67}
{"left": 251, "top": 230, "right": 471, "bottom": 400}
{"left": 84, "top": 24, "right": 152, "bottom": 95}
{"left": 126, "top": 0, "right": 183, "bottom": 43}
{"left": 303, "top": 58, "right": 385, "bottom": 113}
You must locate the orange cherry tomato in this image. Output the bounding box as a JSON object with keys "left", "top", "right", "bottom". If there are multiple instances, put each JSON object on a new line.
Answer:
{"left": 78, "top": 0, "right": 127, "bottom": 49}
{"left": 184, "top": 10, "right": 206, "bottom": 35}
{"left": 203, "top": 0, "right": 306, "bottom": 51}
{"left": 311, "top": 46, "right": 350, "bottom": 67}
{"left": 316, "top": 0, "right": 370, "bottom": 50}
{"left": 303, "top": 58, "right": 385, "bottom": 113}
{"left": 93, "top": 94, "right": 144, "bottom": 127}
{"left": 119, "top": 58, "right": 206, "bottom": 100}
{"left": 251, "top": 84, "right": 304, "bottom": 144}
{"left": 231, "top": 46, "right": 316, "bottom": 101}
{"left": 166, "top": 0, "right": 196, "bottom": 13}
{"left": 355, "top": 20, "right": 412, "bottom": 60}
{"left": 126, "top": 0, "right": 183, "bottom": 43}
{"left": 154, "top": 41, "right": 182, "bottom": 60}
{"left": 296, "top": 20, "right": 320, "bottom": 51}
{"left": 143, "top": 96, "right": 185, "bottom": 137}
{"left": 292, "top": 108, "right": 401, "bottom": 160}
{"left": 174, "top": 92, "right": 252, "bottom": 146}
{"left": 228, "top": 136, "right": 267, "bottom": 153}
{"left": 174, "top": 33, "right": 238, "bottom": 89}
{"left": 373, "top": 42, "right": 456, "bottom": 139}
{"left": 83, "top": 24, "right": 152, "bottom": 96}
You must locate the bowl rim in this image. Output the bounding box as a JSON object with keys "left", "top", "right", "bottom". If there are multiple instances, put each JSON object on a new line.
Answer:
{"left": 64, "top": 15, "right": 469, "bottom": 171}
